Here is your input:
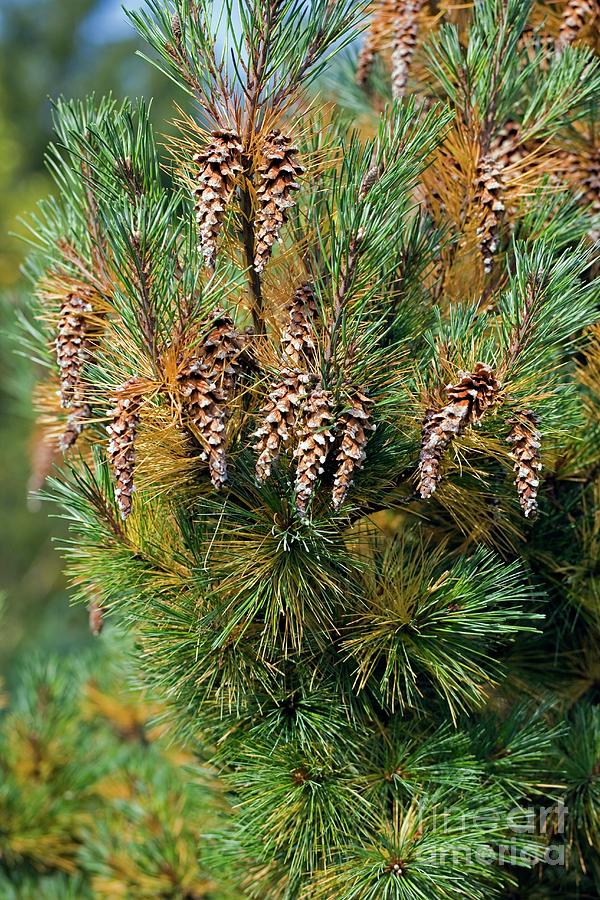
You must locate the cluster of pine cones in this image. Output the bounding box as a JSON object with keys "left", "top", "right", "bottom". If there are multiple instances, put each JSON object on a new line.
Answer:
{"left": 252, "top": 283, "right": 375, "bottom": 516}
{"left": 357, "top": 0, "right": 600, "bottom": 276}
{"left": 53, "top": 96, "right": 555, "bottom": 521}
{"left": 357, "top": 0, "right": 598, "bottom": 96}
{"left": 105, "top": 288, "right": 376, "bottom": 520}
{"left": 356, "top": 0, "right": 425, "bottom": 100}
{"left": 54, "top": 297, "right": 542, "bottom": 522}
{"left": 54, "top": 283, "right": 376, "bottom": 520}
{"left": 108, "top": 310, "right": 250, "bottom": 519}
{"left": 192, "top": 128, "right": 303, "bottom": 272}
{"left": 418, "top": 362, "right": 542, "bottom": 519}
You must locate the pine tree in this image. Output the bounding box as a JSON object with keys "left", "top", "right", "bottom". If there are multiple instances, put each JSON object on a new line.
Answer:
{"left": 19, "top": 1, "right": 600, "bottom": 897}
{"left": 0, "top": 633, "right": 237, "bottom": 898}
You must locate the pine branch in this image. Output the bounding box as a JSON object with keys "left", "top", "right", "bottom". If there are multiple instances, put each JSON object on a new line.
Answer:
{"left": 503, "top": 271, "right": 546, "bottom": 372}
{"left": 130, "top": 229, "right": 158, "bottom": 362}
{"left": 19, "top": 4, "right": 600, "bottom": 897}
{"left": 239, "top": 181, "right": 265, "bottom": 333}
{"left": 324, "top": 227, "right": 364, "bottom": 372}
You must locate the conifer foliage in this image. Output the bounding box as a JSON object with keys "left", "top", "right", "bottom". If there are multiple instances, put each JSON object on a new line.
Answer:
{"left": 19, "top": 0, "right": 600, "bottom": 897}
{"left": 0, "top": 640, "right": 236, "bottom": 898}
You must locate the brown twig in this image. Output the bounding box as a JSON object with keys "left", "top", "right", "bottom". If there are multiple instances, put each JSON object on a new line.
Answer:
{"left": 324, "top": 229, "right": 364, "bottom": 371}
{"left": 81, "top": 157, "right": 111, "bottom": 286}
{"left": 270, "top": 2, "right": 337, "bottom": 111}
{"left": 503, "top": 272, "right": 545, "bottom": 374}
{"left": 240, "top": 177, "right": 265, "bottom": 334}
{"left": 131, "top": 230, "right": 158, "bottom": 362}
{"left": 238, "top": 1, "right": 285, "bottom": 333}
{"left": 165, "top": 12, "right": 231, "bottom": 123}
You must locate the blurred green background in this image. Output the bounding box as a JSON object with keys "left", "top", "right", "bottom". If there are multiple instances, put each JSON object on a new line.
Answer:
{"left": 0, "top": 0, "right": 171, "bottom": 675}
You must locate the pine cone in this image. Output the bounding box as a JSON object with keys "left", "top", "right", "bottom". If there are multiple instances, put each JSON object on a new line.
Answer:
{"left": 294, "top": 387, "right": 335, "bottom": 516}
{"left": 507, "top": 411, "right": 542, "bottom": 519}
{"left": 171, "top": 12, "right": 182, "bottom": 43}
{"left": 489, "top": 121, "right": 528, "bottom": 169}
{"left": 356, "top": 0, "right": 393, "bottom": 86}
{"left": 332, "top": 391, "right": 375, "bottom": 510}
{"left": 360, "top": 163, "right": 382, "bottom": 198}
{"left": 107, "top": 380, "right": 143, "bottom": 520}
{"left": 254, "top": 370, "right": 311, "bottom": 483}
{"left": 557, "top": 0, "right": 597, "bottom": 49}
{"left": 201, "top": 309, "right": 248, "bottom": 395}
{"left": 27, "top": 427, "right": 58, "bottom": 506}
{"left": 281, "top": 282, "right": 318, "bottom": 367}
{"left": 254, "top": 131, "right": 304, "bottom": 273}
{"left": 178, "top": 360, "right": 229, "bottom": 489}
{"left": 356, "top": 21, "right": 380, "bottom": 86}
{"left": 555, "top": 148, "right": 600, "bottom": 239}
{"left": 418, "top": 363, "right": 500, "bottom": 499}
{"left": 518, "top": 25, "right": 555, "bottom": 68}
{"left": 56, "top": 292, "right": 94, "bottom": 408}
{"left": 555, "top": 149, "right": 582, "bottom": 180}
{"left": 60, "top": 404, "right": 93, "bottom": 452}
{"left": 475, "top": 153, "right": 506, "bottom": 274}
{"left": 391, "top": 0, "right": 423, "bottom": 100}
{"left": 88, "top": 600, "right": 105, "bottom": 636}
{"left": 193, "top": 130, "right": 243, "bottom": 269}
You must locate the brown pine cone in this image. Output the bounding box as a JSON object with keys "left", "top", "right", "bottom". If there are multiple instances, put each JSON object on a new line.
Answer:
{"left": 518, "top": 26, "right": 555, "bottom": 69}
{"left": 360, "top": 163, "right": 382, "bottom": 198}
{"left": 418, "top": 363, "right": 500, "bottom": 499}
{"left": 294, "top": 386, "right": 335, "bottom": 516}
{"left": 553, "top": 150, "right": 585, "bottom": 198}
{"left": 201, "top": 309, "right": 248, "bottom": 394}
{"left": 554, "top": 149, "right": 582, "bottom": 181}
{"left": 554, "top": 148, "right": 600, "bottom": 239}
{"left": 56, "top": 292, "right": 94, "bottom": 409}
{"left": 193, "top": 130, "right": 243, "bottom": 269}
{"left": 27, "top": 430, "right": 58, "bottom": 504}
{"left": 254, "top": 131, "right": 304, "bottom": 274}
{"left": 475, "top": 153, "right": 506, "bottom": 274}
{"left": 107, "top": 380, "right": 143, "bottom": 520}
{"left": 557, "top": 0, "right": 598, "bottom": 50}
{"left": 282, "top": 282, "right": 318, "bottom": 368}
{"left": 332, "top": 391, "right": 375, "bottom": 510}
{"left": 88, "top": 600, "right": 105, "bottom": 637}
{"left": 356, "top": 0, "right": 393, "bottom": 86}
{"left": 356, "top": 21, "right": 380, "bottom": 87}
{"left": 489, "top": 121, "right": 529, "bottom": 169}
{"left": 507, "top": 410, "right": 542, "bottom": 519}
{"left": 391, "top": 0, "right": 423, "bottom": 100}
{"left": 178, "top": 360, "right": 229, "bottom": 489}
{"left": 254, "top": 370, "right": 311, "bottom": 483}
{"left": 60, "top": 404, "right": 93, "bottom": 452}
{"left": 556, "top": 148, "right": 600, "bottom": 199}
